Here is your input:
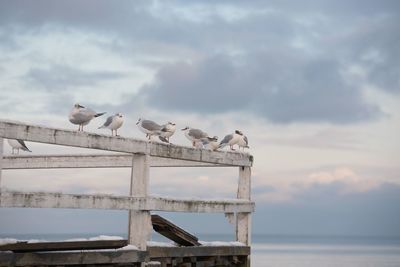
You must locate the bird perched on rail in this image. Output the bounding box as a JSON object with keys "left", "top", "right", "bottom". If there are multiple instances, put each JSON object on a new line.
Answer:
{"left": 7, "top": 139, "right": 32, "bottom": 154}
{"left": 218, "top": 130, "right": 243, "bottom": 151}
{"left": 69, "top": 103, "right": 106, "bottom": 131}
{"left": 237, "top": 134, "right": 249, "bottom": 151}
{"left": 181, "top": 126, "right": 216, "bottom": 148}
{"left": 201, "top": 136, "right": 219, "bottom": 151}
{"left": 136, "top": 118, "right": 169, "bottom": 142}
{"left": 159, "top": 122, "right": 176, "bottom": 143}
{"left": 98, "top": 113, "right": 124, "bottom": 136}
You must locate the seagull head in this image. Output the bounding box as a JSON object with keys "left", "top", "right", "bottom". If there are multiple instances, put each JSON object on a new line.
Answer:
{"left": 235, "top": 130, "right": 243, "bottom": 135}
{"left": 168, "top": 122, "right": 176, "bottom": 126}
{"left": 117, "top": 113, "right": 123, "bottom": 118}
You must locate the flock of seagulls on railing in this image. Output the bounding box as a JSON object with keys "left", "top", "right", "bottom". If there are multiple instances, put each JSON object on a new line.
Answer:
{"left": 7, "top": 103, "right": 249, "bottom": 154}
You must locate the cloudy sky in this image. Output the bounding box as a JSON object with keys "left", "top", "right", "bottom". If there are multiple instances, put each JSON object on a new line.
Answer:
{"left": 0, "top": 0, "right": 399, "bottom": 238}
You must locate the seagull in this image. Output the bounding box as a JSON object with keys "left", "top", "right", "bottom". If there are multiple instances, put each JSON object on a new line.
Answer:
{"left": 181, "top": 127, "right": 213, "bottom": 147}
{"left": 238, "top": 134, "right": 249, "bottom": 151}
{"left": 218, "top": 130, "right": 243, "bottom": 151}
{"left": 201, "top": 136, "right": 219, "bottom": 151}
{"left": 7, "top": 139, "right": 32, "bottom": 154}
{"left": 159, "top": 122, "right": 176, "bottom": 142}
{"left": 69, "top": 103, "right": 106, "bottom": 131}
{"left": 136, "top": 118, "right": 166, "bottom": 141}
{"left": 98, "top": 113, "right": 124, "bottom": 136}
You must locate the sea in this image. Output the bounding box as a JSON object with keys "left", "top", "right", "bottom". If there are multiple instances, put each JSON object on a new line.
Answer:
{"left": 1, "top": 233, "right": 400, "bottom": 267}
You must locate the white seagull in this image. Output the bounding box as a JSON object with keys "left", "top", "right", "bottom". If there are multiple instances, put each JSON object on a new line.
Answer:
{"left": 69, "top": 103, "right": 106, "bottom": 131}
{"left": 98, "top": 113, "right": 124, "bottom": 136}
{"left": 201, "top": 136, "right": 219, "bottom": 151}
{"left": 159, "top": 122, "right": 176, "bottom": 143}
{"left": 7, "top": 139, "right": 32, "bottom": 154}
{"left": 181, "top": 127, "right": 214, "bottom": 147}
{"left": 238, "top": 134, "right": 249, "bottom": 151}
{"left": 218, "top": 130, "right": 243, "bottom": 151}
{"left": 136, "top": 118, "right": 167, "bottom": 142}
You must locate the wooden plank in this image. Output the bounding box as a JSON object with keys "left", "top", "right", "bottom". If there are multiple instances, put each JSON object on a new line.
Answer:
{"left": 151, "top": 214, "right": 201, "bottom": 246}
{"left": 0, "top": 120, "right": 253, "bottom": 167}
{"left": 236, "top": 167, "right": 252, "bottom": 245}
{"left": 148, "top": 245, "right": 250, "bottom": 258}
{"left": 0, "top": 191, "right": 255, "bottom": 213}
{"left": 0, "top": 138, "right": 3, "bottom": 188}
{"left": 0, "top": 240, "right": 128, "bottom": 252}
{"left": 1, "top": 154, "right": 226, "bottom": 169}
{"left": 236, "top": 166, "right": 252, "bottom": 267}
{"left": 0, "top": 249, "right": 147, "bottom": 266}
{"left": 128, "top": 154, "right": 151, "bottom": 250}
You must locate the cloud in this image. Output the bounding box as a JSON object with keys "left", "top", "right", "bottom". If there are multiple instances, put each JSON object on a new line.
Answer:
{"left": 139, "top": 53, "right": 381, "bottom": 123}
{"left": 25, "top": 64, "right": 126, "bottom": 91}
{"left": 253, "top": 182, "right": 400, "bottom": 236}
{"left": 1, "top": 1, "right": 398, "bottom": 124}
{"left": 253, "top": 167, "right": 385, "bottom": 203}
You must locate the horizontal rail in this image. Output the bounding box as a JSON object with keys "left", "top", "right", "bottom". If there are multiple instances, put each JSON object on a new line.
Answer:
{"left": 0, "top": 249, "right": 147, "bottom": 265}
{"left": 0, "top": 120, "right": 253, "bottom": 167}
{"left": 0, "top": 191, "right": 255, "bottom": 213}
{"left": 1, "top": 154, "right": 229, "bottom": 169}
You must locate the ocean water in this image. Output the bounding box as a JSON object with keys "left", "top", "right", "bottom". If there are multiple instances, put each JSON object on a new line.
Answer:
{"left": 1, "top": 233, "right": 400, "bottom": 267}
{"left": 251, "top": 235, "right": 400, "bottom": 267}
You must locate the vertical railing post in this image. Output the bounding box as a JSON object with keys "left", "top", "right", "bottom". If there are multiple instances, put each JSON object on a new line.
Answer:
{"left": 236, "top": 166, "right": 251, "bottom": 266}
{"left": 128, "top": 153, "right": 151, "bottom": 252}
{"left": 0, "top": 138, "right": 3, "bottom": 190}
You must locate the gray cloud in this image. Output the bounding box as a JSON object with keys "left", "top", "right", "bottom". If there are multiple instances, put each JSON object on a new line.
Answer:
{"left": 253, "top": 182, "right": 400, "bottom": 236}
{"left": 0, "top": 0, "right": 398, "bottom": 123}
{"left": 24, "top": 65, "right": 126, "bottom": 91}
{"left": 139, "top": 53, "right": 381, "bottom": 123}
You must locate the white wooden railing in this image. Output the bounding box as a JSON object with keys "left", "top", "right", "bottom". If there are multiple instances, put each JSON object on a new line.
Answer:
{"left": 0, "top": 119, "right": 254, "bottom": 252}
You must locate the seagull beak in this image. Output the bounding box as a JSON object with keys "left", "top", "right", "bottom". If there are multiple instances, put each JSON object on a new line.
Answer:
{"left": 78, "top": 104, "right": 85, "bottom": 108}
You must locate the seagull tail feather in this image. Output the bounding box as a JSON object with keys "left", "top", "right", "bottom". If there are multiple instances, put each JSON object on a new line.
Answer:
{"left": 159, "top": 136, "right": 169, "bottom": 143}
{"left": 94, "top": 112, "right": 106, "bottom": 117}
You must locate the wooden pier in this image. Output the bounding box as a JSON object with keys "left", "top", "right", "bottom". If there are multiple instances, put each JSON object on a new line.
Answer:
{"left": 0, "top": 119, "right": 254, "bottom": 266}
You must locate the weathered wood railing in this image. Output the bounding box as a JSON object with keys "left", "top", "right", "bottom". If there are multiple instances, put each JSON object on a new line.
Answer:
{"left": 0, "top": 119, "right": 254, "bottom": 265}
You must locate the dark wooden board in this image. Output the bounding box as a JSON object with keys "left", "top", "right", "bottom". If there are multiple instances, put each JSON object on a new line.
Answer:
{"left": 0, "top": 239, "right": 128, "bottom": 252}
{"left": 148, "top": 245, "right": 250, "bottom": 258}
{"left": 151, "top": 214, "right": 201, "bottom": 246}
{"left": 0, "top": 249, "right": 147, "bottom": 266}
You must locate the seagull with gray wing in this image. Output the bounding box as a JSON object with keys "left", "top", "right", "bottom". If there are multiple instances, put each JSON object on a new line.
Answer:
{"left": 181, "top": 126, "right": 214, "bottom": 148}
{"left": 99, "top": 113, "right": 124, "bottom": 136}
{"left": 201, "top": 136, "right": 219, "bottom": 151}
{"left": 69, "top": 103, "right": 106, "bottom": 131}
{"left": 7, "top": 139, "right": 32, "bottom": 154}
{"left": 136, "top": 118, "right": 168, "bottom": 142}
{"left": 218, "top": 130, "right": 243, "bottom": 151}
{"left": 238, "top": 134, "right": 249, "bottom": 151}
{"left": 159, "top": 122, "right": 176, "bottom": 143}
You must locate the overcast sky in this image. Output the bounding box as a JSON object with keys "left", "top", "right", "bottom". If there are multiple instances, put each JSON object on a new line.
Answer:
{"left": 0, "top": 0, "right": 399, "bottom": 238}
